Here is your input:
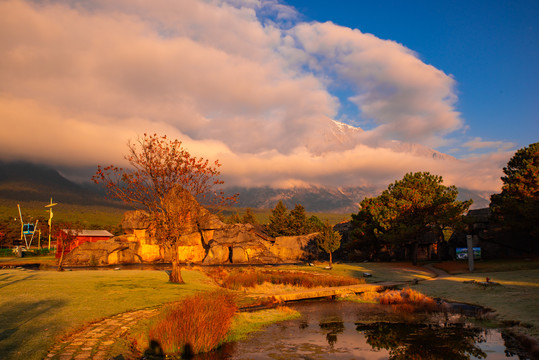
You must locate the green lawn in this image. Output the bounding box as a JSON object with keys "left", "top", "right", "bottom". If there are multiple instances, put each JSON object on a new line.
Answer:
{"left": 0, "top": 200, "right": 126, "bottom": 229}
{"left": 2, "top": 261, "right": 538, "bottom": 360}
{"left": 280, "top": 262, "right": 434, "bottom": 283}
{"left": 412, "top": 267, "right": 539, "bottom": 338}
{"left": 0, "top": 269, "right": 217, "bottom": 360}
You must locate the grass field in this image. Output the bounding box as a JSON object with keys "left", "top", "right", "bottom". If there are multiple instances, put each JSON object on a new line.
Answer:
{"left": 216, "top": 207, "right": 351, "bottom": 225}
{"left": 0, "top": 269, "right": 217, "bottom": 360}
{"left": 1, "top": 260, "right": 538, "bottom": 359}
{"left": 280, "top": 262, "right": 435, "bottom": 283}
{"left": 413, "top": 266, "right": 539, "bottom": 338}
{"left": 432, "top": 258, "right": 539, "bottom": 274}
{"left": 0, "top": 200, "right": 126, "bottom": 229}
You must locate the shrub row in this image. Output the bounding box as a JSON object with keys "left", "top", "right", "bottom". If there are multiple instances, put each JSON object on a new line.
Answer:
{"left": 206, "top": 267, "right": 364, "bottom": 290}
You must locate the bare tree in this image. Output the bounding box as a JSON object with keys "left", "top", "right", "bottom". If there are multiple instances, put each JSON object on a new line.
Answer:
{"left": 93, "top": 134, "right": 235, "bottom": 283}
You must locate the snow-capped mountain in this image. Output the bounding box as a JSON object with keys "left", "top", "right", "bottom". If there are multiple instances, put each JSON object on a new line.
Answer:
{"left": 225, "top": 184, "right": 490, "bottom": 213}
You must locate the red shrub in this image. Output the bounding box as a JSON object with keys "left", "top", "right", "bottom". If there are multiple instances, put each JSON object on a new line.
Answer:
{"left": 377, "top": 288, "right": 438, "bottom": 313}
{"left": 148, "top": 291, "right": 237, "bottom": 356}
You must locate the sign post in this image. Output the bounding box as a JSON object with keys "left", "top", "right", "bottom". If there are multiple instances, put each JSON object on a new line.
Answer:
{"left": 466, "top": 234, "right": 474, "bottom": 272}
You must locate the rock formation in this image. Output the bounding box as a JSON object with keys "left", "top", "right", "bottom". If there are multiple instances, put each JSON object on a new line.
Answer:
{"left": 64, "top": 190, "right": 319, "bottom": 266}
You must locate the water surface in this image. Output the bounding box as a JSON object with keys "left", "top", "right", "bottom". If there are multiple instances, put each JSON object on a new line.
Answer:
{"left": 196, "top": 301, "right": 527, "bottom": 359}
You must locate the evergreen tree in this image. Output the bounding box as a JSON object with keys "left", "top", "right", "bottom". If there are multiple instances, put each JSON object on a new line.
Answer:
{"left": 241, "top": 208, "right": 258, "bottom": 224}
{"left": 268, "top": 200, "right": 290, "bottom": 237}
{"left": 289, "top": 204, "right": 308, "bottom": 235}
{"left": 490, "top": 142, "right": 539, "bottom": 250}
{"left": 307, "top": 215, "right": 325, "bottom": 233}
{"left": 351, "top": 172, "right": 471, "bottom": 264}
{"left": 224, "top": 212, "right": 241, "bottom": 224}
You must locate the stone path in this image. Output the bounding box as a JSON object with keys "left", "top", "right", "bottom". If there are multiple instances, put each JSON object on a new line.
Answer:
{"left": 45, "top": 308, "right": 158, "bottom": 360}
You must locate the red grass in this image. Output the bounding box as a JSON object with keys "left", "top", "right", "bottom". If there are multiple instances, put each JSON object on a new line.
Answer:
{"left": 206, "top": 267, "right": 364, "bottom": 290}
{"left": 377, "top": 288, "right": 439, "bottom": 313}
{"left": 147, "top": 290, "right": 237, "bottom": 356}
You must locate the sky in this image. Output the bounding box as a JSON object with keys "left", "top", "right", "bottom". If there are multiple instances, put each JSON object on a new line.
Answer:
{"left": 1, "top": 0, "right": 537, "bottom": 194}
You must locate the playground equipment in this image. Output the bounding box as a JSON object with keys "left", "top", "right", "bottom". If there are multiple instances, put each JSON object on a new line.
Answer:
{"left": 45, "top": 198, "right": 57, "bottom": 250}
{"left": 17, "top": 204, "right": 38, "bottom": 250}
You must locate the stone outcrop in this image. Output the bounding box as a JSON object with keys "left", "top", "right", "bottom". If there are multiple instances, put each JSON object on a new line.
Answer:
{"left": 64, "top": 187, "right": 319, "bottom": 266}
{"left": 63, "top": 236, "right": 142, "bottom": 266}
{"left": 270, "top": 233, "right": 319, "bottom": 261}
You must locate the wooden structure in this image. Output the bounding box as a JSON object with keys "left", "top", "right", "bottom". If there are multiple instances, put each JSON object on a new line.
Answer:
{"left": 56, "top": 230, "right": 114, "bottom": 258}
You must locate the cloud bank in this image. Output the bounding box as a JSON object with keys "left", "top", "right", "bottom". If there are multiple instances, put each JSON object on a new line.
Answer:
{"left": 0, "top": 0, "right": 511, "bottom": 192}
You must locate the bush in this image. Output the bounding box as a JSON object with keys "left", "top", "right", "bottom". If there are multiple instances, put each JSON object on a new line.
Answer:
{"left": 0, "top": 248, "right": 53, "bottom": 257}
{"left": 377, "top": 288, "right": 438, "bottom": 313}
{"left": 206, "top": 267, "right": 364, "bottom": 290}
{"left": 146, "top": 291, "right": 237, "bottom": 357}
{"left": 0, "top": 248, "right": 14, "bottom": 257}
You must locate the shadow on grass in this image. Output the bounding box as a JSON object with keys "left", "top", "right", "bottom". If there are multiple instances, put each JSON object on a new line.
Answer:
{"left": 0, "top": 273, "right": 37, "bottom": 289}
{"left": 0, "top": 298, "right": 66, "bottom": 359}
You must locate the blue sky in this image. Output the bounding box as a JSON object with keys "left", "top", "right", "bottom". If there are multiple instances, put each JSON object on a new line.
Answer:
{"left": 1, "top": 0, "right": 536, "bottom": 191}
{"left": 285, "top": 0, "right": 539, "bottom": 156}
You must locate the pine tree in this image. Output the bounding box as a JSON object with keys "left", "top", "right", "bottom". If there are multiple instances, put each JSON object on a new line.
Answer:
{"left": 490, "top": 142, "right": 539, "bottom": 249}
{"left": 289, "top": 204, "right": 308, "bottom": 235}
{"left": 351, "top": 172, "right": 471, "bottom": 264}
{"left": 268, "top": 200, "right": 290, "bottom": 237}
{"left": 242, "top": 208, "right": 258, "bottom": 224}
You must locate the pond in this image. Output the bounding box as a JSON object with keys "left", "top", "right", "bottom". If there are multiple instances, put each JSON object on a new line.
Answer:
{"left": 193, "top": 301, "right": 529, "bottom": 360}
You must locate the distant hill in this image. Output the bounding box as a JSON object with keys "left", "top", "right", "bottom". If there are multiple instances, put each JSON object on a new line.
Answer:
{"left": 0, "top": 161, "right": 491, "bottom": 214}
{"left": 0, "top": 161, "right": 122, "bottom": 207}
{"left": 225, "top": 184, "right": 491, "bottom": 213}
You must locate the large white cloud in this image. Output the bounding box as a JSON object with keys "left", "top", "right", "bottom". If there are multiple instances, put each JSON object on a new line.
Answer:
{"left": 0, "top": 0, "right": 508, "bottom": 192}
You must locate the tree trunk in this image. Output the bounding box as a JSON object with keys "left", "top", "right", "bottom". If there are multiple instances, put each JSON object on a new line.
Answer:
{"left": 168, "top": 246, "right": 184, "bottom": 284}
{"left": 411, "top": 242, "right": 418, "bottom": 266}
{"left": 329, "top": 251, "right": 333, "bottom": 268}
{"left": 57, "top": 250, "right": 65, "bottom": 271}
{"left": 57, "top": 240, "right": 65, "bottom": 271}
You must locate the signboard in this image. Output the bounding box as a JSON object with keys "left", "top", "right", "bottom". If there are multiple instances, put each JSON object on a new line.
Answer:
{"left": 456, "top": 247, "right": 481, "bottom": 260}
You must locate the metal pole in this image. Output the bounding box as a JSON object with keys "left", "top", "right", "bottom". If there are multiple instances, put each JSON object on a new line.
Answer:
{"left": 466, "top": 234, "right": 474, "bottom": 272}
{"left": 28, "top": 220, "right": 38, "bottom": 249}
{"left": 17, "top": 204, "right": 23, "bottom": 241}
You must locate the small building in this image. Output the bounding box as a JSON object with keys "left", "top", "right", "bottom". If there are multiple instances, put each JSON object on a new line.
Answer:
{"left": 56, "top": 230, "right": 114, "bottom": 258}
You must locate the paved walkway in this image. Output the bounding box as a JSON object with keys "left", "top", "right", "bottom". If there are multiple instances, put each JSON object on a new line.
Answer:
{"left": 45, "top": 308, "right": 158, "bottom": 360}
{"left": 422, "top": 263, "right": 450, "bottom": 279}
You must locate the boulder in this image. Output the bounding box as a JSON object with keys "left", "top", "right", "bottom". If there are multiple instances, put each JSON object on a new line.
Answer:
{"left": 203, "top": 245, "right": 230, "bottom": 265}
{"left": 231, "top": 246, "right": 249, "bottom": 263}
{"left": 121, "top": 210, "right": 150, "bottom": 232}
{"left": 64, "top": 238, "right": 141, "bottom": 266}
{"left": 270, "top": 233, "right": 319, "bottom": 261}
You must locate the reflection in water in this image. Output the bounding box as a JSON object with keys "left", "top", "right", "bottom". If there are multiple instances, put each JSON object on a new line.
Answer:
{"left": 190, "top": 301, "right": 522, "bottom": 360}
{"left": 319, "top": 317, "right": 344, "bottom": 348}
{"left": 357, "top": 322, "right": 487, "bottom": 359}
